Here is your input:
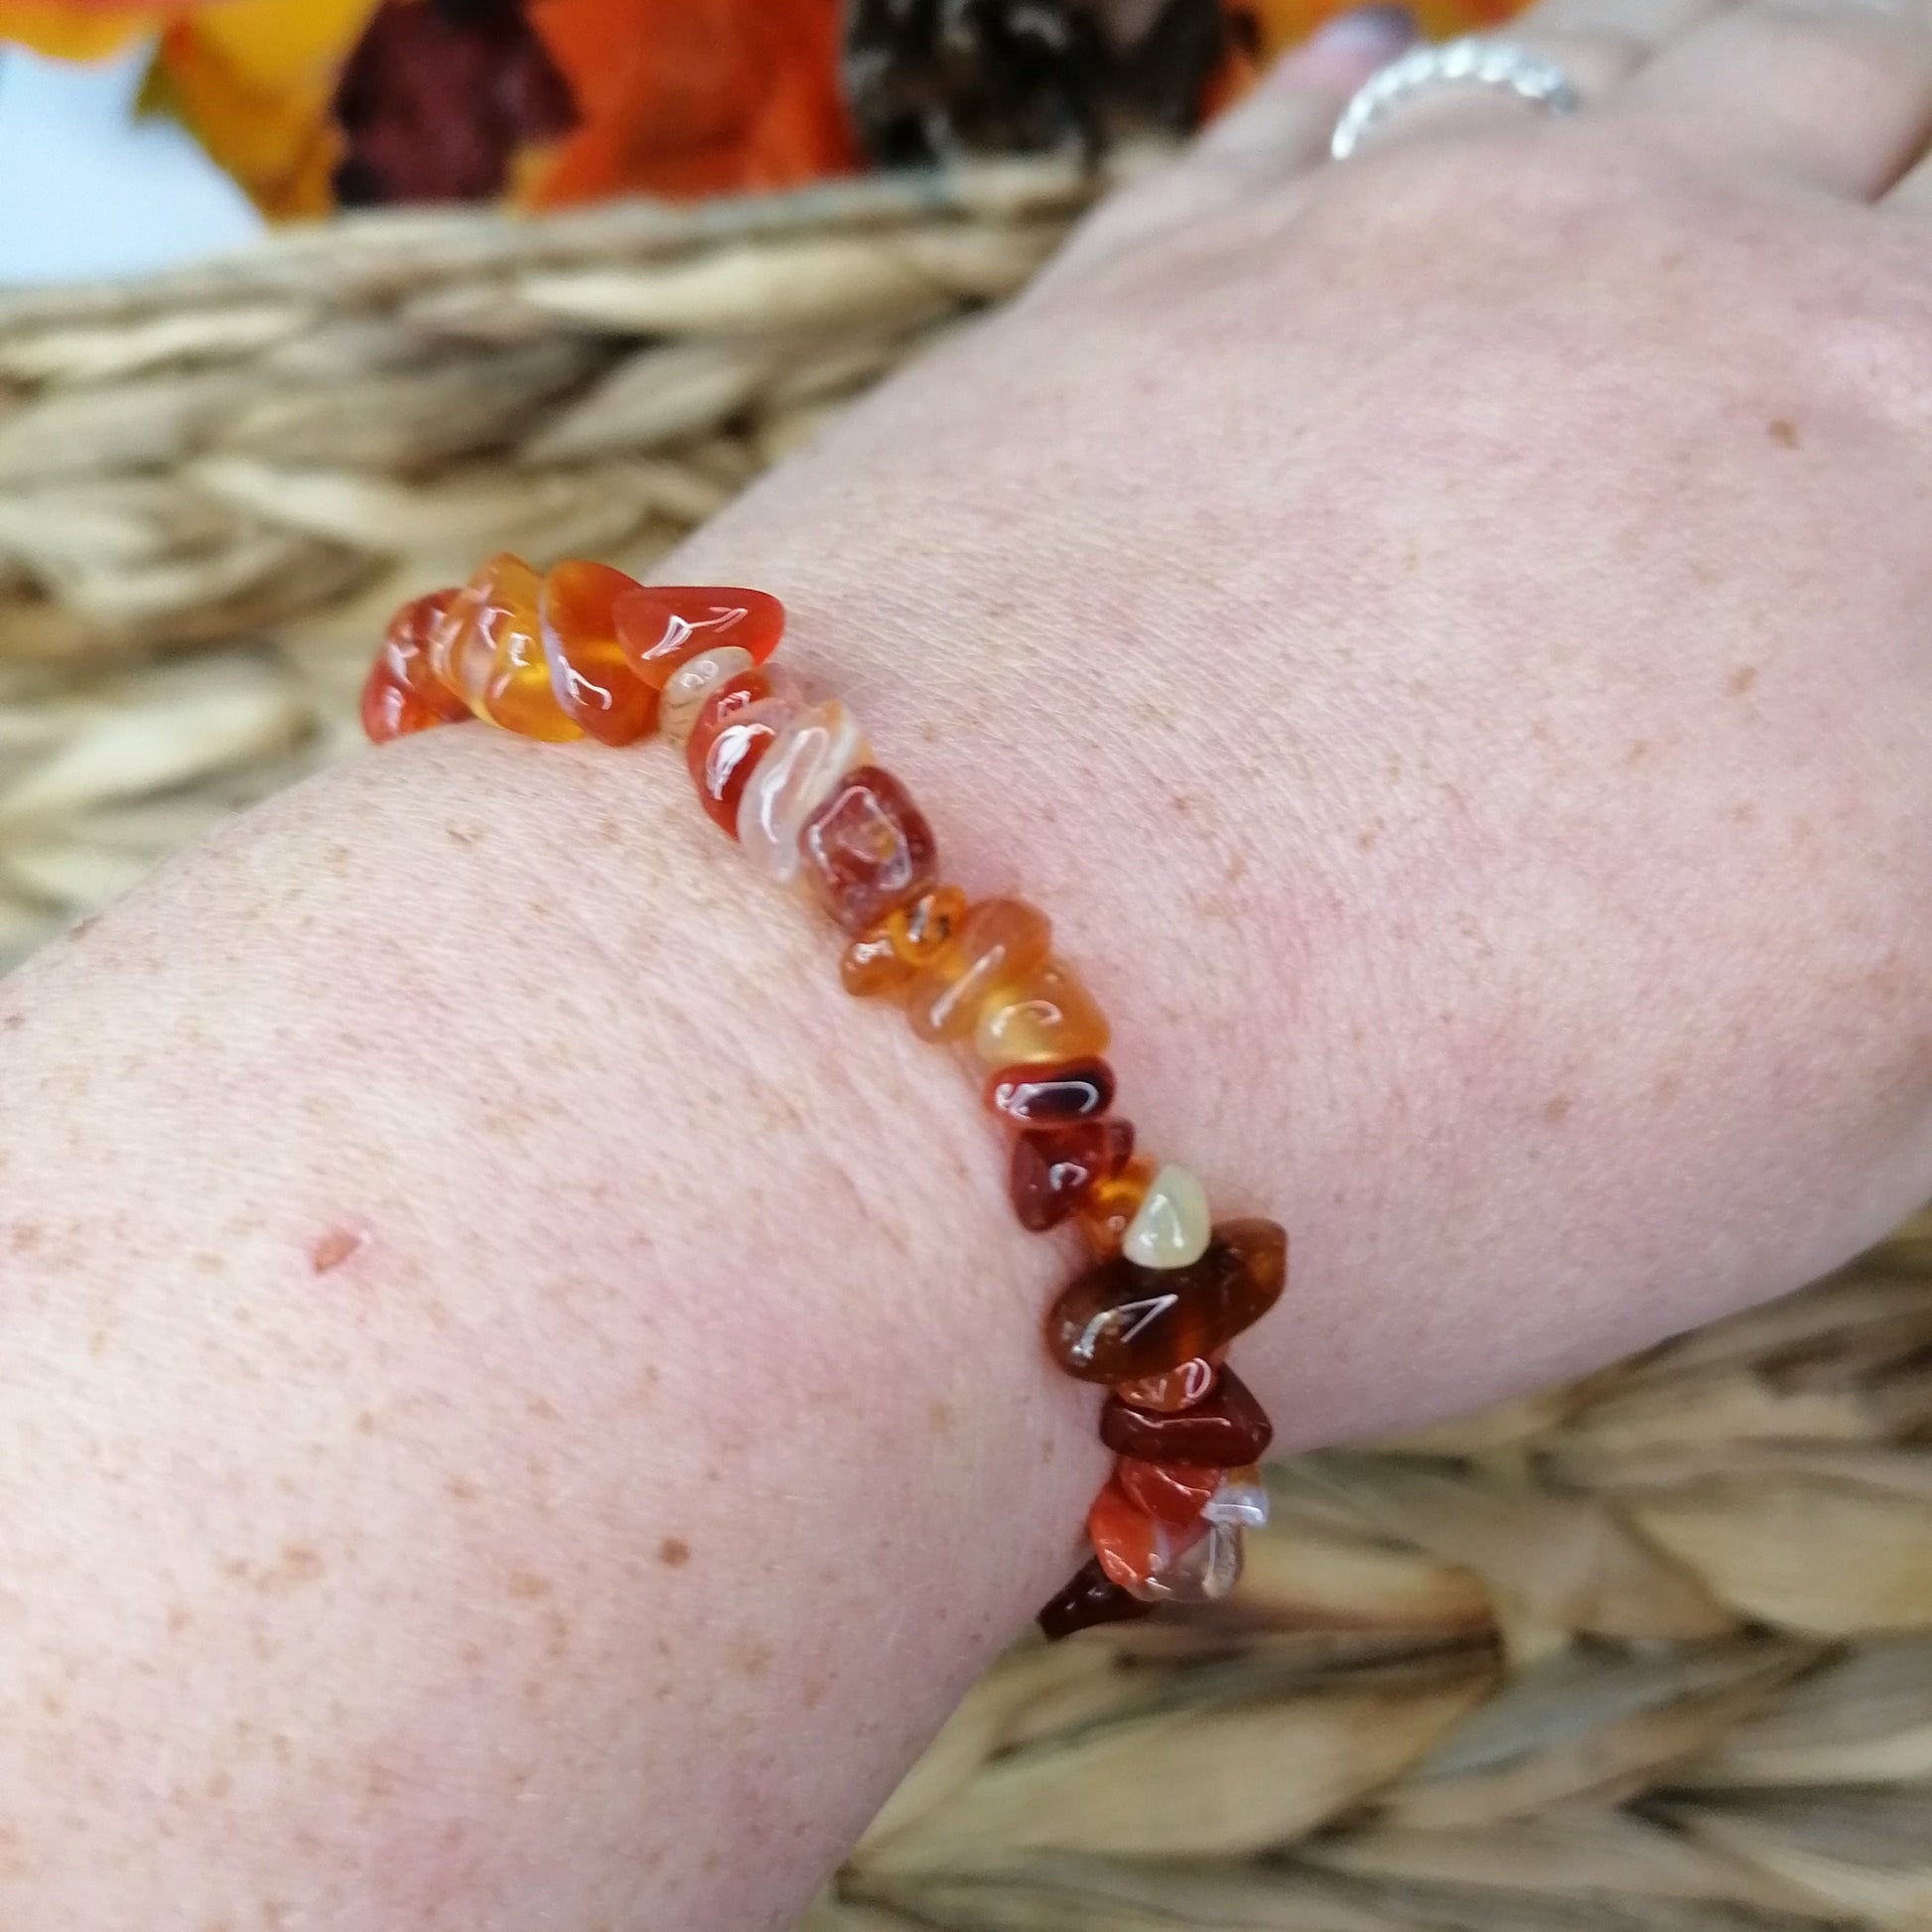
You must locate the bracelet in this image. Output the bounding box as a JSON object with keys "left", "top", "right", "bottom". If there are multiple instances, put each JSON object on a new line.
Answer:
{"left": 362, "top": 554, "right": 1287, "bottom": 1638}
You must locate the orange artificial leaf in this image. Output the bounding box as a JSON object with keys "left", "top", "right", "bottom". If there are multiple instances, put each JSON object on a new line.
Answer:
{"left": 523, "top": 0, "right": 859, "bottom": 207}
{"left": 152, "top": 0, "right": 377, "bottom": 216}
{"left": 0, "top": 1, "right": 172, "bottom": 59}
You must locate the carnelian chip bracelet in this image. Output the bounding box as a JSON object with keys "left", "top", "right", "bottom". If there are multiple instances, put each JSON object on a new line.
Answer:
{"left": 361, "top": 553, "right": 1287, "bottom": 1638}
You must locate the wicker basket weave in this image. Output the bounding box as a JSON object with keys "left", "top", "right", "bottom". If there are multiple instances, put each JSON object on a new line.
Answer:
{"left": 2, "top": 166, "right": 1928, "bottom": 1932}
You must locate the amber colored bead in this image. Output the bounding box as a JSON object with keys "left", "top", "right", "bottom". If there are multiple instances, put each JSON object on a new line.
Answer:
{"left": 1204, "top": 1466, "right": 1271, "bottom": 1530}
{"left": 685, "top": 668, "right": 772, "bottom": 781}
{"left": 904, "top": 897, "right": 1051, "bottom": 1044}
{"left": 377, "top": 591, "right": 470, "bottom": 724}
{"left": 1116, "top": 1354, "right": 1220, "bottom": 1414}
{"left": 1011, "top": 1119, "right": 1135, "bottom": 1233}
{"left": 613, "top": 584, "right": 784, "bottom": 690}
{"left": 738, "top": 701, "right": 869, "bottom": 883}
{"left": 360, "top": 665, "right": 452, "bottom": 743}
{"left": 1087, "top": 1476, "right": 1209, "bottom": 1591}
{"left": 427, "top": 579, "right": 492, "bottom": 712}
{"left": 660, "top": 646, "right": 756, "bottom": 748}
{"left": 1045, "top": 1219, "right": 1288, "bottom": 1384}
{"left": 839, "top": 928, "right": 914, "bottom": 1000}
{"left": 1101, "top": 1365, "right": 1275, "bottom": 1468}
{"left": 539, "top": 559, "right": 658, "bottom": 746}
{"left": 974, "top": 958, "right": 1110, "bottom": 1066}
{"left": 1118, "top": 1456, "right": 1222, "bottom": 1528}
{"left": 685, "top": 674, "right": 794, "bottom": 836}
{"left": 799, "top": 765, "right": 939, "bottom": 934}
{"left": 1077, "top": 1154, "right": 1156, "bottom": 1257}
{"left": 886, "top": 887, "right": 968, "bottom": 967}
{"left": 459, "top": 553, "right": 581, "bottom": 742}
{"left": 1139, "top": 1521, "right": 1243, "bottom": 1604}
{"left": 985, "top": 1057, "right": 1115, "bottom": 1129}
{"left": 1036, "top": 1557, "right": 1156, "bottom": 1640}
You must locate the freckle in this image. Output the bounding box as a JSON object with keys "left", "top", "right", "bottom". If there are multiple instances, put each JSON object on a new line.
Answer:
{"left": 1543, "top": 1095, "right": 1572, "bottom": 1124}
{"left": 506, "top": 1569, "right": 551, "bottom": 1600}
{"left": 527, "top": 1395, "right": 559, "bottom": 1424}
{"left": 355, "top": 1411, "right": 378, "bottom": 1436}
{"left": 272, "top": 1544, "right": 324, "bottom": 1589}
{"left": 311, "top": 1227, "right": 365, "bottom": 1275}
{"left": 1728, "top": 664, "right": 1758, "bottom": 696}
{"left": 1767, "top": 418, "right": 1799, "bottom": 449}
{"left": 167, "top": 1604, "right": 192, "bottom": 1636}
{"left": 205, "top": 1770, "right": 232, "bottom": 1801}
{"left": 9, "top": 1222, "right": 41, "bottom": 1251}
{"left": 658, "top": 1536, "right": 691, "bottom": 1569}
{"left": 1625, "top": 739, "right": 1649, "bottom": 764}
{"left": 1654, "top": 1072, "right": 1680, "bottom": 1104}
{"left": 1171, "top": 792, "right": 1194, "bottom": 815}
{"left": 730, "top": 1639, "right": 772, "bottom": 1680}
{"left": 0, "top": 1014, "right": 21, "bottom": 1032}
{"left": 544, "top": 1609, "right": 571, "bottom": 1659}
{"left": 460, "top": 1642, "right": 485, "bottom": 1668}
{"left": 927, "top": 1399, "right": 956, "bottom": 1437}
{"left": 447, "top": 1475, "right": 478, "bottom": 1502}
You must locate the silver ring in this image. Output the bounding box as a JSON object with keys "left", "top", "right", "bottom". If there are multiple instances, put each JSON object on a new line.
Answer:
{"left": 1330, "top": 35, "right": 1582, "bottom": 160}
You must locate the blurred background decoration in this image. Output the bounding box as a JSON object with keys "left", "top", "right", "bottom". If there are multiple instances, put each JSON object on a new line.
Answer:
{"left": 0, "top": 0, "right": 1518, "bottom": 229}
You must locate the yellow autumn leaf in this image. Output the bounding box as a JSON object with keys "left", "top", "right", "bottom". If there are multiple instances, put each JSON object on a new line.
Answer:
{"left": 0, "top": 1, "right": 169, "bottom": 60}
{"left": 154, "top": 0, "right": 377, "bottom": 218}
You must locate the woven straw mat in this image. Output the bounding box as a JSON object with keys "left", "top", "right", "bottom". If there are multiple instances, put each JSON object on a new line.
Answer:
{"left": 0, "top": 160, "right": 1928, "bottom": 1932}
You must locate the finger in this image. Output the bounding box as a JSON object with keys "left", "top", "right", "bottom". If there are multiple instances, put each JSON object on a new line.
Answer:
{"left": 1886, "top": 126, "right": 1932, "bottom": 204}
{"left": 1517, "top": 0, "right": 1741, "bottom": 37}
{"left": 1608, "top": 0, "right": 1932, "bottom": 198}
{"left": 1046, "top": 6, "right": 1419, "bottom": 280}
{"left": 1194, "top": 4, "right": 1421, "bottom": 168}
{"left": 1325, "top": 0, "right": 1743, "bottom": 156}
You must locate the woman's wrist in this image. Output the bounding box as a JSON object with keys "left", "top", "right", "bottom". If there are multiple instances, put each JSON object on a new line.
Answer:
{"left": 0, "top": 707, "right": 1135, "bottom": 1927}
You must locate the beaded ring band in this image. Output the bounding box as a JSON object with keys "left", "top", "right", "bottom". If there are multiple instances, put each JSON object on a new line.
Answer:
{"left": 362, "top": 554, "right": 1288, "bottom": 1638}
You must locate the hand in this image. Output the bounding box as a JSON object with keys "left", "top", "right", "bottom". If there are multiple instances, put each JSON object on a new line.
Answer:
{"left": 679, "top": 0, "right": 1932, "bottom": 1418}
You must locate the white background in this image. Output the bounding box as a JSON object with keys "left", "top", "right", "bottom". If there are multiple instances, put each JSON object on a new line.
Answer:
{"left": 0, "top": 41, "right": 262, "bottom": 285}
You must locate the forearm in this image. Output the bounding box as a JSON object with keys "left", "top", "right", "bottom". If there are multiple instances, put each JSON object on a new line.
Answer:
{"left": 5, "top": 286, "right": 1930, "bottom": 1930}
{"left": 0, "top": 721, "right": 1100, "bottom": 1930}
